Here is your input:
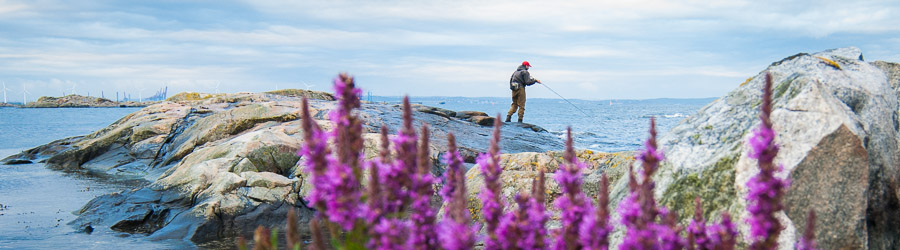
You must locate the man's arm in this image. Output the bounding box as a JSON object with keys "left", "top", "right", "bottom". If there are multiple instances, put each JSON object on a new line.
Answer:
{"left": 523, "top": 70, "right": 539, "bottom": 86}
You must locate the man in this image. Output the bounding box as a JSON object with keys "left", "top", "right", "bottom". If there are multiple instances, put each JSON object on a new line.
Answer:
{"left": 506, "top": 61, "right": 541, "bottom": 123}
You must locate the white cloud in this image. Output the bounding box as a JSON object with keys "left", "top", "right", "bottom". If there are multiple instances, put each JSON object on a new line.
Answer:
{"left": 0, "top": 0, "right": 897, "bottom": 102}
{"left": 528, "top": 46, "right": 631, "bottom": 59}
{"left": 0, "top": 1, "right": 27, "bottom": 14}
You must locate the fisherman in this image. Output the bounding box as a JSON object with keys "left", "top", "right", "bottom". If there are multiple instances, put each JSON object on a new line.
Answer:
{"left": 506, "top": 61, "right": 541, "bottom": 123}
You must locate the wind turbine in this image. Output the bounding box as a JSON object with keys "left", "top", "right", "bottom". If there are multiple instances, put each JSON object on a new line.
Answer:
{"left": 2, "top": 82, "right": 9, "bottom": 103}
{"left": 215, "top": 81, "right": 220, "bottom": 94}
{"left": 70, "top": 83, "right": 78, "bottom": 96}
{"left": 302, "top": 81, "right": 315, "bottom": 91}
{"left": 21, "top": 84, "right": 30, "bottom": 105}
{"left": 138, "top": 88, "right": 146, "bottom": 102}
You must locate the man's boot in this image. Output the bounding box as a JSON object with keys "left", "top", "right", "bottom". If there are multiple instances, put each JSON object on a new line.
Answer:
{"left": 505, "top": 115, "right": 511, "bottom": 123}
{"left": 517, "top": 117, "right": 523, "bottom": 123}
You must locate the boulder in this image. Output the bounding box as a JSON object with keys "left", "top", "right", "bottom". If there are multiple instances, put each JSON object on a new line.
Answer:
{"left": 642, "top": 47, "right": 899, "bottom": 249}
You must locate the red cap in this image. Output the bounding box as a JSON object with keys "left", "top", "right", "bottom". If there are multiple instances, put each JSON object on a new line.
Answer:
{"left": 522, "top": 61, "right": 531, "bottom": 67}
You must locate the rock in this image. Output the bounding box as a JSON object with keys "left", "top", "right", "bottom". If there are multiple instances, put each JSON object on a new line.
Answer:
{"left": 456, "top": 150, "right": 634, "bottom": 226}
{"left": 638, "top": 47, "right": 900, "bottom": 249}
{"left": 241, "top": 172, "right": 293, "bottom": 189}
{"left": 455, "top": 111, "right": 488, "bottom": 119}
{"left": 11, "top": 89, "right": 563, "bottom": 244}
{"left": 872, "top": 60, "right": 900, "bottom": 113}
{"left": 413, "top": 104, "right": 457, "bottom": 119}
{"left": 783, "top": 125, "right": 868, "bottom": 249}
{"left": 469, "top": 115, "right": 495, "bottom": 126}
{"left": 507, "top": 122, "right": 548, "bottom": 133}
{"left": 2, "top": 158, "right": 32, "bottom": 165}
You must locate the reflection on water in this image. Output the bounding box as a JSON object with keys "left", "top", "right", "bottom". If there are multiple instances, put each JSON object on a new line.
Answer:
{"left": 0, "top": 148, "right": 194, "bottom": 249}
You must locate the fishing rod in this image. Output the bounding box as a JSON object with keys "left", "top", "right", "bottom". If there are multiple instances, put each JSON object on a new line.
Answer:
{"left": 539, "top": 83, "right": 591, "bottom": 117}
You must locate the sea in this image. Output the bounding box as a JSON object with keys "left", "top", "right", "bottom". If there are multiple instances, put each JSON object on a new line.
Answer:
{"left": 372, "top": 96, "right": 716, "bottom": 152}
{"left": 0, "top": 96, "right": 714, "bottom": 249}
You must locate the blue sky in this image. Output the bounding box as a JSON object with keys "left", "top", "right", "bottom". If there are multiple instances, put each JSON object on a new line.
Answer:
{"left": 1, "top": 0, "right": 898, "bottom": 102}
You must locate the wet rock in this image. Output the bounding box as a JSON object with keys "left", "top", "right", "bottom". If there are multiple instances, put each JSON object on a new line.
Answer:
{"left": 2, "top": 158, "right": 32, "bottom": 165}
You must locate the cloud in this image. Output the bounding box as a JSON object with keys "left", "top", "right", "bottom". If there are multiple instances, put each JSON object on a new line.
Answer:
{"left": 0, "top": 1, "right": 27, "bottom": 15}
{"left": 527, "top": 46, "right": 631, "bottom": 59}
{"left": 0, "top": 0, "right": 897, "bottom": 102}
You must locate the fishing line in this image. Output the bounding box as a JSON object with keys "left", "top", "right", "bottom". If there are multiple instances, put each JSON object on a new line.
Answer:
{"left": 539, "top": 83, "right": 591, "bottom": 117}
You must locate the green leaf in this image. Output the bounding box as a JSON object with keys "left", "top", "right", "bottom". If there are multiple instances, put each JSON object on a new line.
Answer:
{"left": 270, "top": 228, "right": 279, "bottom": 250}
{"left": 343, "top": 220, "right": 370, "bottom": 250}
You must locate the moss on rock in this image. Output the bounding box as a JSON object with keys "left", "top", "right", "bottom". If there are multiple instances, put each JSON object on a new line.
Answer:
{"left": 659, "top": 153, "right": 738, "bottom": 222}
{"left": 246, "top": 145, "right": 300, "bottom": 175}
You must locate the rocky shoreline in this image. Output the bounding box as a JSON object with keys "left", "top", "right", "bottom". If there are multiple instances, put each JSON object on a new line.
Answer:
{"left": 2, "top": 88, "right": 564, "bottom": 244}
{"left": 2, "top": 47, "right": 899, "bottom": 249}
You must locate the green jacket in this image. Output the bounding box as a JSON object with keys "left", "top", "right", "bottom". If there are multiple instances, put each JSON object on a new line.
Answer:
{"left": 509, "top": 65, "right": 537, "bottom": 90}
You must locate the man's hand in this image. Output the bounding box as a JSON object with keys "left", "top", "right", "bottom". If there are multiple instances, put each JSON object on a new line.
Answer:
{"left": 535, "top": 79, "right": 542, "bottom": 84}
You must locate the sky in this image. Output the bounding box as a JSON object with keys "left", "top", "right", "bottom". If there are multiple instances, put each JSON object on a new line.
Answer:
{"left": 0, "top": 0, "right": 899, "bottom": 103}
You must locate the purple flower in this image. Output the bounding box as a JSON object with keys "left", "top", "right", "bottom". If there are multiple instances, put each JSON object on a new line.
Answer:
{"left": 523, "top": 196, "right": 549, "bottom": 249}
{"left": 409, "top": 125, "right": 438, "bottom": 249}
{"left": 581, "top": 173, "right": 612, "bottom": 250}
{"left": 365, "top": 127, "right": 392, "bottom": 225}
{"left": 747, "top": 73, "right": 789, "bottom": 250}
{"left": 321, "top": 158, "right": 362, "bottom": 230}
{"left": 440, "top": 133, "right": 466, "bottom": 204}
{"left": 299, "top": 98, "right": 331, "bottom": 211}
{"left": 390, "top": 97, "right": 419, "bottom": 212}
{"left": 657, "top": 208, "right": 686, "bottom": 250}
{"left": 331, "top": 73, "right": 365, "bottom": 181}
{"left": 438, "top": 133, "right": 476, "bottom": 250}
{"left": 552, "top": 128, "right": 594, "bottom": 250}
{"left": 371, "top": 218, "right": 412, "bottom": 250}
{"left": 706, "top": 213, "right": 738, "bottom": 250}
{"left": 795, "top": 210, "right": 819, "bottom": 250}
{"left": 496, "top": 192, "right": 548, "bottom": 250}
{"left": 619, "top": 117, "right": 677, "bottom": 250}
{"left": 297, "top": 74, "right": 365, "bottom": 231}
{"left": 478, "top": 115, "right": 505, "bottom": 250}
{"left": 438, "top": 219, "right": 477, "bottom": 250}
{"left": 687, "top": 198, "right": 709, "bottom": 249}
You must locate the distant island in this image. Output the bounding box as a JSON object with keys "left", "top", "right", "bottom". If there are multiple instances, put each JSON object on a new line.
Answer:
{"left": 19, "top": 94, "right": 156, "bottom": 108}
{"left": 10, "top": 89, "right": 338, "bottom": 108}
